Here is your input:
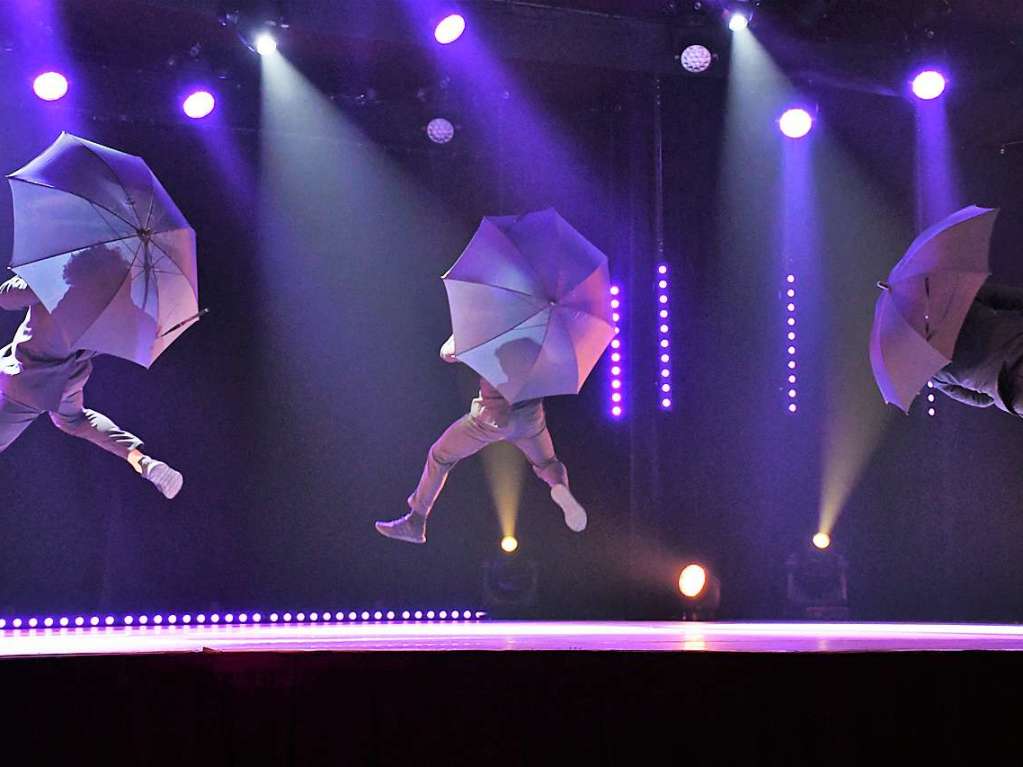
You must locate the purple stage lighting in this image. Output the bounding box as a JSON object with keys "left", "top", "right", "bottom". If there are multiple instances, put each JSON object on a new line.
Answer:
{"left": 609, "top": 285, "right": 625, "bottom": 418}
{"left": 784, "top": 274, "right": 798, "bottom": 412}
{"left": 779, "top": 108, "right": 813, "bottom": 139}
{"left": 426, "top": 117, "right": 455, "bottom": 145}
{"left": 33, "top": 71, "right": 69, "bottom": 102}
{"left": 656, "top": 265, "right": 673, "bottom": 410}
{"left": 182, "top": 90, "right": 216, "bottom": 119}
{"left": 912, "top": 70, "right": 947, "bottom": 101}
{"left": 435, "top": 14, "right": 466, "bottom": 44}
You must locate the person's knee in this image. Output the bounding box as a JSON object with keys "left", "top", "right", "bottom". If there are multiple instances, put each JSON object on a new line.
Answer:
{"left": 430, "top": 445, "right": 459, "bottom": 468}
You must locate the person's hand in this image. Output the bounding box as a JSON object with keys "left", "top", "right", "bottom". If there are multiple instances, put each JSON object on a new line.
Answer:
{"left": 440, "top": 335, "right": 458, "bottom": 363}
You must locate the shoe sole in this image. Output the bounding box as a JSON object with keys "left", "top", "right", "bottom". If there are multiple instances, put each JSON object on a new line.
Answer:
{"left": 551, "top": 485, "right": 587, "bottom": 532}
{"left": 150, "top": 465, "right": 183, "bottom": 500}
{"left": 374, "top": 522, "right": 426, "bottom": 544}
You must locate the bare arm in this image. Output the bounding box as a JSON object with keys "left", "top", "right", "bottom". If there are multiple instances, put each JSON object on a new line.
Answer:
{"left": 975, "top": 282, "right": 1023, "bottom": 313}
{"left": 931, "top": 378, "right": 994, "bottom": 408}
{"left": 0, "top": 276, "right": 39, "bottom": 311}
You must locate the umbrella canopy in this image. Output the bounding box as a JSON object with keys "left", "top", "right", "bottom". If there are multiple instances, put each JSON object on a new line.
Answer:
{"left": 6, "top": 132, "right": 198, "bottom": 367}
{"left": 443, "top": 209, "right": 615, "bottom": 403}
{"left": 870, "top": 205, "right": 1000, "bottom": 412}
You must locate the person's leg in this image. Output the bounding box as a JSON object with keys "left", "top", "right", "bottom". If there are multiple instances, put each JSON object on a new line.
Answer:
{"left": 0, "top": 393, "right": 41, "bottom": 453}
{"left": 509, "top": 405, "right": 586, "bottom": 532}
{"left": 376, "top": 414, "right": 501, "bottom": 543}
{"left": 49, "top": 389, "right": 182, "bottom": 499}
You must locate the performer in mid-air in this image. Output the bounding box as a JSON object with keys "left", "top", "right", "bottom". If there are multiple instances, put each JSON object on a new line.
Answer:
{"left": 0, "top": 274, "right": 183, "bottom": 498}
{"left": 374, "top": 335, "right": 586, "bottom": 544}
{"left": 931, "top": 281, "right": 1023, "bottom": 414}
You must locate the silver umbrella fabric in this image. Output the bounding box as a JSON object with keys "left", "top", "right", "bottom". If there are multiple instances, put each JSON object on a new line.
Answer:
{"left": 443, "top": 208, "right": 615, "bottom": 403}
{"left": 870, "top": 205, "right": 999, "bottom": 412}
{"left": 6, "top": 132, "right": 198, "bottom": 367}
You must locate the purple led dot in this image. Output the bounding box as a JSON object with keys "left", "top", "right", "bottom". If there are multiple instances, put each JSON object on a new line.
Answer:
{"left": 105, "top": 616, "right": 115, "bottom": 626}
{"left": 283, "top": 613, "right": 292, "bottom": 622}
{"left": 787, "top": 303, "right": 796, "bottom": 312}
{"left": 786, "top": 275, "right": 795, "bottom": 283}
{"left": 612, "top": 380, "right": 622, "bottom": 389}
{"left": 611, "top": 353, "right": 621, "bottom": 362}
{"left": 197, "top": 614, "right": 207, "bottom": 624}
{"left": 169, "top": 615, "right": 178, "bottom": 624}
{"left": 662, "top": 384, "right": 671, "bottom": 393}
{"left": 659, "top": 295, "right": 668, "bottom": 304}
{"left": 610, "top": 299, "right": 620, "bottom": 309}
{"left": 361, "top": 611, "right": 370, "bottom": 620}
{"left": 661, "top": 398, "right": 672, "bottom": 408}
{"left": 659, "top": 324, "right": 669, "bottom": 334}
{"left": 270, "top": 613, "right": 279, "bottom": 622}
{"left": 295, "top": 612, "right": 305, "bottom": 622}
{"left": 309, "top": 612, "right": 318, "bottom": 622}
{"left": 402, "top": 610, "right": 411, "bottom": 620}
{"left": 238, "top": 613, "right": 248, "bottom": 623}
{"left": 658, "top": 265, "right": 668, "bottom": 275}
{"left": 611, "top": 366, "right": 621, "bottom": 376}
{"left": 426, "top": 611, "right": 436, "bottom": 620}
{"left": 612, "top": 406, "right": 622, "bottom": 416}
{"left": 75, "top": 617, "right": 84, "bottom": 627}
{"left": 660, "top": 340, "right": 669, "bottom": 348}
{"left": 0, "top": 619, "right": 6, "bottom": 629}
{"left": 788, "top": 361, "right": 797, "bottom": 370}
{"left": 787, "top": 318, "right": 796, "bottom": 326}
{"left": 788, "top": 332, "right": 796, "bottom": 341}
{"left": 612, "top": 313, "right": 620, "bottom": 323}
{"left": 788, "top": 389, "right": 797, "bottom": 398}
{"left": 789, "top": 403, "right": 798, "bottom": 413}
{"left": 661, "top": 369, "right": 670, "bottom": 378}
{"left": 610, "top": 286, "right": 620, "bottom": 296}
{"left": 787, "top": 346, "right": 796, "bottom": 355}
{"left": 253, "top": 613, "right": 263, "bottom": 623}
{"left": 928, "top": 407, "right": 936, "bottom": 416}
{"left": 658, "top": 280, "right": 668, "bottom": 289}
{"left": 611, "top": 392, "right": 622, "bottom": 402}
{"left": 124, "top": 616, "right": 134, "bottom": 626}
{"left": 348, "top": 611, "right": 357, "bottom": 620}
{"left": 154, "top": 615, "right": 163, "bottom": 625}
{"left": 91, "top": 617, "right": 101, "bottom": 626}
{"left": 789, "top": 375, "right": 797, "bottom": 384}
{"left": 787, "top": 289, "right": 795, "bottom": 298}
{"left": 611, "top": 339, "right": 621, "bottom": 349}
{"left": 414, "top": 611, "right": 423, "bottom": 620}
{"left": 13, "top": 619, "right": 23, "bottom": 628}
{"left": 44, "top": 617, "right": 54, "bottom": 628}
{"left": 183, "top": 615, "right": 193, "bottom": 624}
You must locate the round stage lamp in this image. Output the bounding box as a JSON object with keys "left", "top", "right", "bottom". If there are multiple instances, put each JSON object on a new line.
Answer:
{"left": 434, "top": 14, "right": 466, "bottom": 45}
{"left": 182, "top": 90, "right": 216, "bottom": 119}
{"left": 427, "top": 117, "right": 455, "bottom": 144}
{"left": 779, "top": 108, "right": 813, "bottom": 139}
{"left": 680, "top": 44, "right": 713, "bottom": 74}
{"left": 813, "top": 532, "right": 831, "bottom": 550}
{"left": 255, "top": 33, "right": 278, "bottom": 56}
{"left": 33, "top": 71, "right": 69, "bottom": 102}
{"left": 729, "top": 12, "right": 750, "bottom": 32}
{"left": 678, "top": 564, "right": 707, "bottom": 598}
{"left": 911, "top": 70, "right": 946, "bottom": 101}
{"left": 501, "top": 535, "right": 518, "bottom": 553}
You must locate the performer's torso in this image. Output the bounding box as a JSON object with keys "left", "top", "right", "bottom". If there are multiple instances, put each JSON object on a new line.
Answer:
{"left": 941, "top": 300, "right": 1023, "bottom": 410}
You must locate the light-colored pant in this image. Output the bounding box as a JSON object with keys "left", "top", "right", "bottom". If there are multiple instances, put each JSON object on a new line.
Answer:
{"left": 0, "top": 389, "right": 143, "bottom": 458}
{"left": 408, "top": 400, "right": 568, "bottom": 516}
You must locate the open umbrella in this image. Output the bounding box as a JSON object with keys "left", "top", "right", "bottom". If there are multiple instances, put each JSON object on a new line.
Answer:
{"left": 443, "top": 208, "right": 615, "bottom": 403}
{"left": 870, "top": 205, "right": 1000, "bottom": 412}
{"left": 6, "top": 132, "right": 200, "bottom": 367}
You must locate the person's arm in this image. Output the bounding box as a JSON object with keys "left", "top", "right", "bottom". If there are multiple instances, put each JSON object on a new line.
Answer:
{"left": 439, "top": 334, "right": 458, "bottom": 363}
{"left": 931, "top": 377, "right": 994, "bottom": 408}
{"left": 0, "top": 275, "right": 39, "bottom": 311}
{"left": 975, "top": 282, "right": 1023, "bottom": 312}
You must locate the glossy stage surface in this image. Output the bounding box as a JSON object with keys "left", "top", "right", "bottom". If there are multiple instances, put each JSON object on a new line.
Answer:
{"left": 4, "top": 620, "right": 1023, "bottom": 657}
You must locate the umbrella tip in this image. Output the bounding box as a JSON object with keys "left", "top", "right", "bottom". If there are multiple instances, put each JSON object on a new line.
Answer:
{"left": 877, "top": 281, "right": 890, "bottom": 291}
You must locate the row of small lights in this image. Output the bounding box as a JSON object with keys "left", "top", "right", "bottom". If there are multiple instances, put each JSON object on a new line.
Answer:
{"left": 926, "top": 380, "right": 936, "bottom": 417}
{"left": 0, "top": 609, "right": 484, "bottom": 630}
{"left": 785, "top": 273, "right": 797, "bottom": 413}
{"left": 657, "top": 264, "right": 673, "bottom": 410}
{"left": 609, "top": 285, "right": 624, "bottom": 418}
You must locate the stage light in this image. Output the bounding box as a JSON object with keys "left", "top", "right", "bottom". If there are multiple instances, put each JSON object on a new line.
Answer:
{"left": 678, "top": 564, "right": 722, "bottom": 619}
{"left": 501, "top": 535, "right": 519, "bottom": 553}
{"left": 13, "top": 618, "right": 23, "bottom": 628}
{"left": 183, "top": 614, "right": 192, "bottom": 624}
{"left": 678, "top": 564, "right": 707, "bottom": 598}
{"left": 426, "top": 117, "right": 455, "bottom": 145}
{"left": 33, "top": 71, "right": 68, "bottom": 102}
{"left": 435, "top": 14, "right": 466, "bottom": 44}
{"left": 414, "top": 610, "right": 423, "bottom": 619}
{"left": 43, "top": 617, "right": 54, "bottom": 628}
{"left": 779, "top": 108, "right": 813, "bottom": 139}
{"left": 785, "top": 543, "right": 849, "bottom": 619}
{"left": 426, "top": 610, "right": 436, "bottom": 620}
{"left": 59, "top": 617, "right": 69, "bottom": 627}
{"left": 182, "top": 90, "right": 216, "bottom": 119}
{"left": 238, "top": 613, "right": 248, "bottom": 623}
{"left": 729, "top": 12, "right": 750, "bottom": 32}
{"left": 255, "top": 33, "right": 278, "bottom": 56}
{"left": 387, "top": 611, "right": 396, "bottom": 620}
{"left": 168, "top": 615, "right": 178, "bottom": 624}
{"left": 912, "top": 70, "right": 946, "bottom": 100}
{"left": 373, "top": 611, "right": 383, "bottom": 620}
{"left": 402, "top": 610, "right": 411, "bottom": 620}
{"left": 657, "top": 265, "right": 673, "bottom": 410}
{"left": 813, "top": 532, "right": 831, "bottom": 550}
{"left": 609, "top": 284, "right": 625, "bottom": 418}
{"left": 197, "top": 614, "right": 207, "bottom": 623}
{"left": 153, "top": 615, "right": 164, "bottom": 625}
{"left": 680, "top": 44, "right": 713, "bottom": 73}
{"left": 74, "top": 617, "right": 84, "bottom": 627}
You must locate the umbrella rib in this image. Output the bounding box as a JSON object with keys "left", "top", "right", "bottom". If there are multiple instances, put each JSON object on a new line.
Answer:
{"left": 455, "top": 307, "right": 549, "bottom": 358}
{"left": 444, "top": 278, "right": 542, "bottom": 302}
{"left": 76, "top": 138, "right": 144, "bottom": 227}
{"left": 7, "top": 232, "right": 143, "bottom": 269}
{"left": 8, "top": 178, "right": 138, "bottom": 231}
{"left": 61, "top": 249, "right": 141, "bottom": 350}
{"left": 148, "top": 238, "right": 187, "bottom": 276}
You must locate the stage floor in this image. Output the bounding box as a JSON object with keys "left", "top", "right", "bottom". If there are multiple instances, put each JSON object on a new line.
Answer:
{"left": 4, "top": 620, "right": 1023, "bottom": 657}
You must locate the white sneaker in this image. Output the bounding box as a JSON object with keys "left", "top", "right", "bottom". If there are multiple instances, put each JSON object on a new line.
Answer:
{"left": 139, "top": 456, "right": 184, "bottom": 500}
{"left": 551, "top": 484, "right": 587, "bottom": 532}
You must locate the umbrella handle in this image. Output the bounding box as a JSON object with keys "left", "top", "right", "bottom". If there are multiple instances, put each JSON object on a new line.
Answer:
{"left": 160, "top": 307, "right": 209, "bottom": 338}
{"left": 877, "top": 281, "right": 890, "bottom": 291}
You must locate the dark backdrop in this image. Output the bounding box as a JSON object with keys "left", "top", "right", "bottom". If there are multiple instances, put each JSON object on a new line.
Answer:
{"left": 0, "top": 0, "right": 1022, "bottom": 621}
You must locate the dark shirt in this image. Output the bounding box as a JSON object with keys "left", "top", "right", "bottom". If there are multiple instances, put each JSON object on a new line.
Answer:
{"left": 0, "top": 276, "right": 95, "bottom": 411}
{"left": 931, "top": 282, "right": 1023, "bottom": 411}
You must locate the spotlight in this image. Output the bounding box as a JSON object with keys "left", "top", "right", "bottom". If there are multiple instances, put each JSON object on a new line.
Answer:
{"left": 435, "top": 14, "right": 466, "bottom": 45}
{"left": 911, "top": 70, "right": 946, "bottom": 100}
{"left": 255, "top": 33, "right": 278, "bottom": 56}
{"left": 779, "top": 108, "right": 813, "bottom": 139}
{"left": 33, "top": 71, "right": 69, "bottom": 102}
{"left": 182, "top": 90, "right": 216, "bottom": 119}
{"left": 426, "top": 117, "right": 456, "bottom": 145}
{"left": 680, "top": 44, "right": 713, "bottom": 74}
{"left": 812, "top": 532, "right": 831, "bottom": 550}
{"left": 785, "top": 543, "right": 849, "bottom": 619}
{"left": 728, "top": 12, "right": 750, "bottom": 32}
{"left": 500, "top": 535, "right": 518, "bottom": 553}
{"left": 677, "top": 564, "right": 721, "bottom": 620}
